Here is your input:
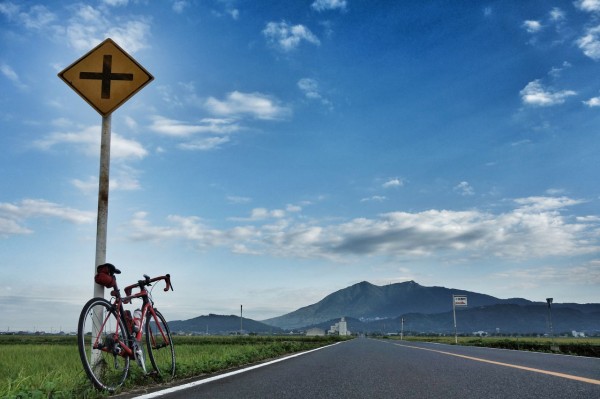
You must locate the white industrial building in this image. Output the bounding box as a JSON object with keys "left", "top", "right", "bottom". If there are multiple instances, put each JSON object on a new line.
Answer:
{"left": 328, "top": 317, "right": 351, "bottom": 336}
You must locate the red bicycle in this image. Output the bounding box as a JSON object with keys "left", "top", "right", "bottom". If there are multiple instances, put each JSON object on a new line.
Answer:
{"left": 77, "top": 263, "right": 175, "bottom": 392}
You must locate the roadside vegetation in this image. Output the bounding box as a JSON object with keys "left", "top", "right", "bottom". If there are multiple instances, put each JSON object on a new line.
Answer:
{"left": 0, "top": 334, "right": 347, "bottom": 399}
{"left": 383, "top": 335, "right": 600, "bottom": 357}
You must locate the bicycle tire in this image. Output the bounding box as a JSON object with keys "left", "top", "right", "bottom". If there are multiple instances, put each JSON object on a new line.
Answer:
{"left": 78, "top": 297, "right": 130, "bottom": 392}
{"left": 145, "top": 309, "right": 176, "bottom": 379}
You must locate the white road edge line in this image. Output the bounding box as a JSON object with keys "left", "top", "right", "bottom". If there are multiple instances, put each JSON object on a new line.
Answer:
{"left": 133, "top": 341, "right": 343, "bottom": 398}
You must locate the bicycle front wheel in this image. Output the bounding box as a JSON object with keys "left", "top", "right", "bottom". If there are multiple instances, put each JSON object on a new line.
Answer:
{"left": 145, "top": 309, "right": 175, "bottom": 379}
{"left": 78, "top": 297, "right": 130, "bottom": 392}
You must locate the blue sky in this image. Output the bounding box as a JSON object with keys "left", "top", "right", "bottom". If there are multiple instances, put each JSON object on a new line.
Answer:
{"left": 1, "top": 0, "right": 600, "bottom": 332}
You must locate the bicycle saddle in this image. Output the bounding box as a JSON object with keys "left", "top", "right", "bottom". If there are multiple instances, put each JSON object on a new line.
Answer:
{"left": 97, "top": 263, "right": 121, "bottom": 274}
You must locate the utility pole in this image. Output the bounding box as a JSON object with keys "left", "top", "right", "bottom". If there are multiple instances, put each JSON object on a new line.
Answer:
{"left": 400, "top": 317, "right": 404, "bottom": 341}
{"left": 546, "top": 298, "right": 556, "bottom": 350}
{"left": 240, "top": 304, "right": 243, "bottom": 335}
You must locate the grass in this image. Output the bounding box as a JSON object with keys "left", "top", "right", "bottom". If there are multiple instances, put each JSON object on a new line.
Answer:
{"left": 0, "top": 335, "right": 347, "bottom": 398}
{"left": 386, "top": 335, "right": 600, "bottom": 357}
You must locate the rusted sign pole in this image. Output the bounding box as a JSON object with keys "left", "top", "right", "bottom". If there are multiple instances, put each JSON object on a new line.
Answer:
{"left": 94, "top": 114, "right": 112, "bottom": 299}
{"left": 58, "top": 38, "right": 153, "bottom": 300}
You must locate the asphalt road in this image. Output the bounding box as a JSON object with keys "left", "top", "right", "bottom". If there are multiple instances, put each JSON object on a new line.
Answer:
{"left": 135, "top": 337, "right": 600, "bottom": 398}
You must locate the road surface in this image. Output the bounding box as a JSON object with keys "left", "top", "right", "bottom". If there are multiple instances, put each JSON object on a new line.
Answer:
{"left": 134, "top": 337, "right": 600, "bottom": 398}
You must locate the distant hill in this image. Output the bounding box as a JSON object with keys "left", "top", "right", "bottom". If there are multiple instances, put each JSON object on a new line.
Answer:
{"left": 169, "top": 314, "right": 283, "bottom": 335}
{"left": 262, "top": 281, "right": 532, "bottom": 330}
{"left": 262, "top": 281, "right": 600, "bottom": 334}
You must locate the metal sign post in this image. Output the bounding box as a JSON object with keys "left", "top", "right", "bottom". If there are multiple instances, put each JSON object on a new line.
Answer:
{"left": 58, "top": 38, "right": 153, "bottom": 299}
{"left": 93, "top": 114, "right": 111, "bottom": 299}
{"left": 452, "top": 295, "right": 467, "bottom": 344}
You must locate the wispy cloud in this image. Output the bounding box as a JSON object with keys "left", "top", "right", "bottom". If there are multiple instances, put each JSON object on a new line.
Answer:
{"left": 205, "top": 91, "right": 291, "bottom": 120}
{"left": 583, "top": 96, "right": 600, "bottom": 107}
{"left": 577, "top": 25, "right": 600, "bottom": 60}
{"left": 0, "top": 63, "right": 27, "bottom": 90}
{"left": 34, "top": 125, "right": 147, "bottom": 161}
{"left": 454, "top": 181, "right": 474, "bottom": 196}
{"left": 125, "top": 196, "right": 600, "bottom": 261}
{"left": 102, "top": 0, "right": 130, "bottom": 6}
{"left": 0, "top": 199, "right": 94, "bottom": 237}
{"left": 61, "top": 3, "right": 151, "bottom": 53}
{"left": 311, "top": 0, "right": 347, "bottom": 12}
{"left": 72, "top": 165, "right": 142, "bottom": 194}
{"left": 150, "top": 116, "right": 240, "bottom": 137}
{"left": 298, "top": 78, "right": 332, "bottom": 108}
{"left": 171, "top": 1, "right": 189, "bottom": 14}
{"left": 522, "top": 20, "right": 542, "bottom": 34}
{"left": 0, "top": 3, "right": 56, "bottom": 30}
{"left": 575, "top": 0, "right": 600, "bottom": 13}
{"left": 520, "top": 79, "right": 576, "bottom": 106}
{"left": 360, "top": 196, "right": 387, "bottom": 203}
{"left": 382, "top": 178, "right": 403, "bottom": 189}
{"left": 263, "top": 21, "right": 320, "bottom": 52}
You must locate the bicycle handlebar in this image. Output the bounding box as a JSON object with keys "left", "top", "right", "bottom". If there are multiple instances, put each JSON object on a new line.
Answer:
{"left": 124, "top": 274, "right": 173, "bottom": 297}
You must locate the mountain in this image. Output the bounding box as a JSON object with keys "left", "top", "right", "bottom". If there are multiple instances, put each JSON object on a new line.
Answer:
{"left": 168, "top": 314, "right": 284, "bottom": 335}
{"left": 262, "top": 281, "right": 599, "bottom": 332}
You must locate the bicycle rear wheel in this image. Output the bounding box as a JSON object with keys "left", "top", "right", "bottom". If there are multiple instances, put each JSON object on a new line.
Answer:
{"left": 145, "top": 309, "right": 175, "bottom": 379}
{"left": 78, "top": 297, "right": 130, "bottom": 392}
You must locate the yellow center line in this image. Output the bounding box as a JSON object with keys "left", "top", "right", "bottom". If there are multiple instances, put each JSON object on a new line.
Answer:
{"left": 392, "top": 342, "right": 600, "bottom": 386}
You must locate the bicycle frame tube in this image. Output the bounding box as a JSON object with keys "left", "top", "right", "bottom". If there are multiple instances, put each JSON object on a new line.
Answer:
{"left": 145, "top": 304, "right": 171, "bottom": 348}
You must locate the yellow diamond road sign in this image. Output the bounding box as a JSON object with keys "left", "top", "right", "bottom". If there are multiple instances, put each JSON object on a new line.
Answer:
{"left": 59, "top": 38, "right": 153, "bottom": 116}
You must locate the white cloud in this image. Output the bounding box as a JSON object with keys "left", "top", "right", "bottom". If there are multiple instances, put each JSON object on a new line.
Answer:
{"left": 150, "top": 116, "right": 239, "bottom": 151}
{"left": 0, "top": 199, "right": 95, "bottom": 237}
{"left": 311, "top": 0, "right": 347, "bottom": 12}
{"left": 178, "top": 136, "right": 231, "bottom": 151}
{"left": 205, "top": 91, "right": 291, "bottom": 120}
{"left": 523, "top": 20, "right": 542, "bottom": 33}
{"left": 575, "top": 0, "right": 600, "bottom": 12}
{"left": 298, "top": 78, "right": 321, "bottom": 99}
{"left": 584, "top": 96, "right": 600, "bottom": 107}
{"left": 298, "top": 78, "right": 332, "bottom": 108}
{"left": 0, "top": 63, "right": 27, "bottom": 90}
{"left": 125, "top": 196, "right": 600, "bottom": 262}
{"left": 520, "top": 80, "right": 576, "bottom": 106}
{"left": 150, "top": 116, "right": 240, "bottom": 137}
{"left": 361, "top": 196, "right": 387, "bottom": 203}
{"left": 102, "top": 0, "right": 129, "bottom": 6}
{"left": 72, "top": 165, "right": 142, "bottom": 194}
{"left": 65, "top": 4, "right": 150, "bottom": 53}
{"left": 263, "top": 21, "right": 320, "bottom": 52}
{"left": 577, "top": 25, "right": 600, "bottom": 60}
{"left": 454, "top": 181, "right": 474, "bottom": 196}
{"left": 0, "top": 3, "right": 56, "bottom": 30}
{"left": 172, "top": 1, "right": 189, "bottom": 14}
{"left": 382, "top": 178, "right": 403, "bottom": 189}
{"left": 227, "top": 196, "right": 252, "bottom": 204}
{"left": 549, "top": 7, "right": 565, "bottom": 21}
{"left": 34, "top": 126, "right": 147, "bottom": 161}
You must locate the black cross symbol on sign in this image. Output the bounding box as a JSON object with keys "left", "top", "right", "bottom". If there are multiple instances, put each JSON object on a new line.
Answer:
{"left": 80, "top": 55, "right": 133, "bottom": 99}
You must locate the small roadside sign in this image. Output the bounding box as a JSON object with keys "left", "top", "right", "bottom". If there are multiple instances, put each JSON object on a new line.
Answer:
{"left": 453, "top": 295, "right": 468, "bottom": 307}
{"left": 58, "top": 38, "right": 153, "bottom": 116}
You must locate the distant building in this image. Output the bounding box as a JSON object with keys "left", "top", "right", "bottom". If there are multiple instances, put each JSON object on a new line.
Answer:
{"left": 328, "top": 317, "right": 351, "bottom": 336}
{"left": 306, "top": 328, "right": 325, "bottom": 336}
{"left": 572, "top": 330, "right": 585, "bottom": 338}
